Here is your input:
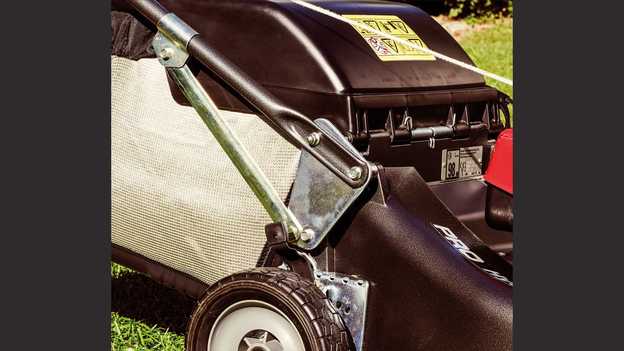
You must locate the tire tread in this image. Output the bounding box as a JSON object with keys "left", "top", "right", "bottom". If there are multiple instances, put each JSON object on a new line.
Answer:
{"left": 192, "top": 267, "right": 352, "bottom": 351}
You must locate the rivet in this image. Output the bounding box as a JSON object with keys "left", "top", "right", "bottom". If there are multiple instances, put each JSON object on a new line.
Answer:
{"left": 159, "top": 47, "right": 174, "bottom": 61}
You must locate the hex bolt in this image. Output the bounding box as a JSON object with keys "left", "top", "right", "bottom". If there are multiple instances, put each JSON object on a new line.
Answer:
{"left": 307, "top": 132, "right": 322, "bottom": 147}
{"left": 347, "top": 166, "right": 363, "bottom": 180}
{"left": 300, "top": 228, "right": 315, "bottom": 242}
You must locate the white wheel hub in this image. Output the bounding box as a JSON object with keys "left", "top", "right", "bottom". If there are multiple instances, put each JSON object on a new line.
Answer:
{"left": 207, "top": 300, "right": 306, "bottom": 351}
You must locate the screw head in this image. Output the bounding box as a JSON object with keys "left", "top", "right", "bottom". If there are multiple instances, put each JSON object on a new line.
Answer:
{"left": 346, "top": 166, "right": 363, "bottom": 180}
{"left": 300, "top": 228, "right": 315, "bottom": 242}
{"left": 306, "top": 132, "right": 322, "bottom": 147}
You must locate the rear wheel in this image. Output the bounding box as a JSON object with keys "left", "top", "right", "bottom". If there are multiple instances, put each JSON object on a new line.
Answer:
{"left": 186, "top": 268, "right": 352, "bottom": 351}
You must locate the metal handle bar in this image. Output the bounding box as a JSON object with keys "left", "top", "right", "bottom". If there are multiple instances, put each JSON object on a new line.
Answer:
{"left": 126, "top": 0, "right": 370, "bottom": 188}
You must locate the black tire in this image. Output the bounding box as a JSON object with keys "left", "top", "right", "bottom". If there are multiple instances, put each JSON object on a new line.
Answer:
{"left": 186, "top": 267, "right": 353, "bottom": 351}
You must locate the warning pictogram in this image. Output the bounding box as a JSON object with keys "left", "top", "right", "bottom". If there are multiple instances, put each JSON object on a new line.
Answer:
{"left": 343, "top": 14, "right": 436, "bottom": 62}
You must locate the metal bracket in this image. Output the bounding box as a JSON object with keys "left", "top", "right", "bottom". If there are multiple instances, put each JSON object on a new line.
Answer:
{"left": 315, "top": 271, "right": 369, "bottom": 351}
{"left": 152, "top": 31, "right": 189, "bottom": 68}
{"left": 273, "top": 241, "right": 369, "bottom": 351}
{"left": 152, "top": 13, "right": 198, "bottom": 68}
{"left": 288, "top": 119, "right": 372, "bottom": 250}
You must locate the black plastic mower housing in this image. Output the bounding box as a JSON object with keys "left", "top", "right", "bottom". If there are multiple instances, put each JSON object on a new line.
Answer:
{"left": 112, "top": 0, "right": 508, "bottom": 181}
{"left": 156, "top": 0, "right": 493, "bottom": 108}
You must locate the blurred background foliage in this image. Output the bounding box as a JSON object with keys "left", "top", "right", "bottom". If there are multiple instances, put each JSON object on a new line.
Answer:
{"left": 398, "top": 0, "right": 512, "bottom": 19}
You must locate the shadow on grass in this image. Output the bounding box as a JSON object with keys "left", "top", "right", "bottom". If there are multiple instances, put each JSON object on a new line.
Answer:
{"left": 111, "top": 271, "right": 197, "bottom": 334}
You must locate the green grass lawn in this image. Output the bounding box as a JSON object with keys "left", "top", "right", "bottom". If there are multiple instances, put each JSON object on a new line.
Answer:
{"left": 111, "top": 312, "right": 185, "bottom": 351}
{"left": 459, "top": 18, "right": 513, "bottom": 99}
{"left": 110, "top": 17, "right": 513, "bottom": 351}
{"left": 111, "top": 263, "right": 187, "bottom": 351}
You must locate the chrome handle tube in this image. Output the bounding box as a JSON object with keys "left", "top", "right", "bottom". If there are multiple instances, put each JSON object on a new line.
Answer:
{"left": 167, "top": 64, "right": 303, "bottom": 238}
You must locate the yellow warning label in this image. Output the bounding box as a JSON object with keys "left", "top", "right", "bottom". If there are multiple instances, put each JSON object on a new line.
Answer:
{"left": 343, "top": 14, "right": 435, "bottom": 62}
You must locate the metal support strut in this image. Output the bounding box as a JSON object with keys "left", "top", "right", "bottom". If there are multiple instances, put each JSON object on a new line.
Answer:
{"left": 152, "top": 14, "right": 303, "bottom": 239}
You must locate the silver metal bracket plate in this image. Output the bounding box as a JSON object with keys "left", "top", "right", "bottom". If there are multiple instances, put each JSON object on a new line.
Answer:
{"left": 288, "top": 119, "right": 372, "bottom": 250}
{"left": 315, "top": 271, "right": 369, "bottom": 351}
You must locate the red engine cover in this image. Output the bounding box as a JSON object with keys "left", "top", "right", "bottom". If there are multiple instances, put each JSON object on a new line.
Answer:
{"left": 484, "top": 129, "right": 513, "bottom": 194}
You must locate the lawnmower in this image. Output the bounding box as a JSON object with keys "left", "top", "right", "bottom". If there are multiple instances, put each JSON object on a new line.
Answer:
{"left": 111, "top": 0, "right": 513, "bottom": 350}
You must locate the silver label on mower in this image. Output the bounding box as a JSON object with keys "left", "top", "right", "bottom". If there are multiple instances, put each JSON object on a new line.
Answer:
{"left": 441, "top": 146, "right": 483, "bottom": 181}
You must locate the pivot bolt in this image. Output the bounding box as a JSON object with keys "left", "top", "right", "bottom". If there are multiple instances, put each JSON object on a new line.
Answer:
{"left": 300, "top": 228, "right": 315, "bottom": 242}
{"left": 347, "top": 166, "right": 363, "bottom": 180}
{"left": 307, "top": 132, "right": 322, "bottom": 147}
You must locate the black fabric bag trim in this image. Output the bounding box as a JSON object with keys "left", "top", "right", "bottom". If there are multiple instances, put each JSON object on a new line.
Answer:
{"left": 111, "top": 11, "right": 155, "bottom": 60}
